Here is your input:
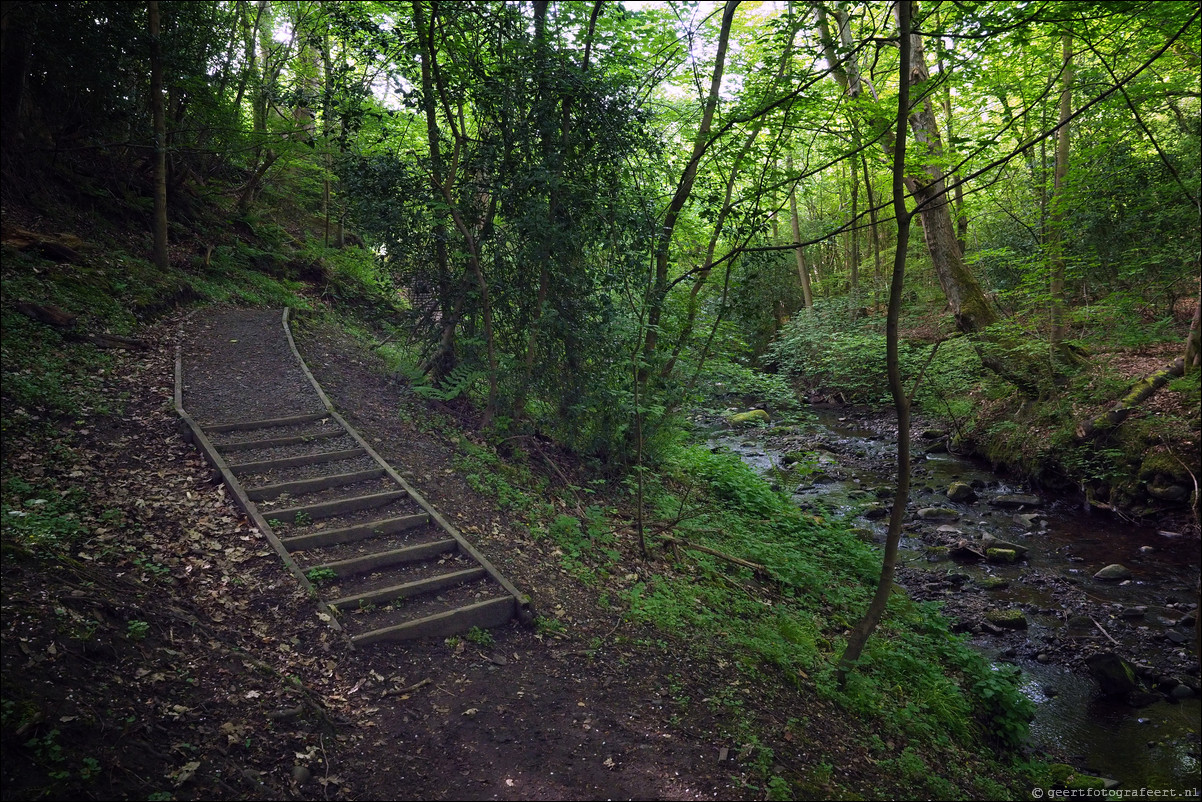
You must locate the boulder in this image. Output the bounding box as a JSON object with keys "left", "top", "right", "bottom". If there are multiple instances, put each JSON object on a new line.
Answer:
{"left": 1093, "top": 563, "right": 1132, "bottom": 582}
{"left": 986, "top": 547, "right": 1019, "bottom": 564}
{"left": 1119, "top": 605, "right": 1147, "bottom": 619}
{"left": 980, "top": 533, "right": 1029, "bottom": 557}
{"left": 861, "top": 505, "right": 889, "bottom": 520}
{"left": 917, "top": 507, "right": 960, "bottom": 521}
{"left": 985, "top": 608, "right": 1027, "bottom": 629}
{"left": 729, "top": 409, "right": 769, "bottom": 425}
{"left": 1147, "top": 483, "right": 1190, "bottom": 502}
{"left": 976, "top": 576, "right": 1009, "bottom": 590}
{"left": 1085, "top": 652, "right": 1139, "bottom": 697}
{"left": 988, "top": 493, "right": 1043, "bottom": 509}
{"left": 946, "top": 482, "right": 977, "bottom": 503}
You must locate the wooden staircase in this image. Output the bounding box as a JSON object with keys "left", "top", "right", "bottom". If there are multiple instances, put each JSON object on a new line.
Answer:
{"left": 175, "top": 311, "right": 529, "bottom": 647}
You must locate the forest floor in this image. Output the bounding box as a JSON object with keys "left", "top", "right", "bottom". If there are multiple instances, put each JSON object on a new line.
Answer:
{"left": 1, "top": 307, "right": 904, "bottom": 801}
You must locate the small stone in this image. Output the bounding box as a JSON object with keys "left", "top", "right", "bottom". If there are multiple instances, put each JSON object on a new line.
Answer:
{"left": 1093, "top": 564, "right": 1132, "bottom": 582}
{"left": 1165, "top": 630, "right": 1187, "bottom": 645}
{"left": 988, "top": 494, "right": 1043, "bottom": 509}
{"left": 917, "top": 507, "right": 960, "bottom": 521}
{"left": 292, "top": 765, "right": 312, "bottom": 785}
{"left": 1120, "top": 606, "right": 1147, "bottom": 619}
{"left": 1170, "top": 684, "right": 1195, "bottom": 699}
{"left": 1036, "top": 654, "right": 1051, "bottom": 664}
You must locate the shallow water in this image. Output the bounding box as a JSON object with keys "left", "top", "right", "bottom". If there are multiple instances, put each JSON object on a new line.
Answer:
{"left": 703, "top": 405, "right": 1201, "bottom": 789}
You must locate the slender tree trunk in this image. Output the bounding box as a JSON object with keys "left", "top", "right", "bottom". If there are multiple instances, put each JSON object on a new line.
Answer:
{"left": 413, "top": 0, "right": 456, "bottom": 378}
{"left": 838, "top": 0, "right": 914, "bottom": 687}
{"left": 149, "top": 1, "right": 168, "bottom": 270}
{"left": 862, "top": 153, "right": 884, "bottom": 308}
{"left": 1184, "top": 292, "right": 1201, "bottom": 374}
{"left": 1049, "top": 31, "right": 1073, "bottom": 344}
{"left": 939, "top": 56, "right": 967, "bottom": 254}
{"left": 640, "top": 0, "right": 737, "bottom": 385}
{"left": 788, "top": 164, "right": 814, "bottom": 309}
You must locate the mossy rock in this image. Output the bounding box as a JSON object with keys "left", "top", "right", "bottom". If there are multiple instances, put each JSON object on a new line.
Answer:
{"left": 976, "top": 576, "right": 1009, "bottom": 590}
{"left": 1065, "top": 773, "right": 1106, "bottom": 791}
{"left": 986, "top": 547, "right": 1019, "bottom": 563}
{"left": 729, "top": 409, "right": 770, "bottom": 425}
{"left": 985, "top": 608, "right": 1027, "bottom": 628}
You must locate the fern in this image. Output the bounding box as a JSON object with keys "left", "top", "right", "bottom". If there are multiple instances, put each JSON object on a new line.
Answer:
{"left": 413, "top": 363, "right": 486, "bottom": 401}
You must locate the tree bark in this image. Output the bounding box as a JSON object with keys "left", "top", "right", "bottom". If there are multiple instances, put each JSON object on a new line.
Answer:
{"left": 149, "top": 1, "right": 169, "bottom": 270}
{"left": 838, "top": 0, "right": 914, "bottom": 688}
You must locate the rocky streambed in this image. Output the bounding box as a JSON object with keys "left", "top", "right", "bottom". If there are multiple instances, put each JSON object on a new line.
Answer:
{"left": 696, "top": 403, "right": 1201, "bottom": 789}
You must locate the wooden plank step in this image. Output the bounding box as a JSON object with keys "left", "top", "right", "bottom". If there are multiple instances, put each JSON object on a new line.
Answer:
{"left": 351, "top": 597, "right": 515, "bottom": 646}
{"left": 330, "top": 567, "right": 485, "bottom": 611}
{"left": 228, "top": 448, "right": 365, "bottom": 475}
{"left": 206, "top": 412, "right": 327, "bottom": 434}
{"left": 280, "top": 513, "right": 430, "bottom": 551}
{"left": 307, "top": 539, "right": 458, "bottom": 578}
{"left": 269, "top": 490, "right": 408, "bottom": 524}
{"left": 218, "top": 429, "right": 345, "bottom": 452}
{"left": 247, "top": 468, "right": 386, "bottom": 501}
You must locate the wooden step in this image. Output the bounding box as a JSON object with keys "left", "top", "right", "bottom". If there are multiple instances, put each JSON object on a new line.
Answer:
{"left": 351, "top": 597, "right": 515, "bottom": 646}
{"left": 228, "top": 448, "right": 366, "bottom": 475}
{"left": 306, "top": 539, "right": 457, "bottom": 577}
{"left": 206, "top": 412, "right": 327, "bottom": 434}
{"left": 330, "top": 567, "right": 486, "bottom": 611}
{"left": 280, "top": 513, "right": 430, "bottom": 551}
{"left": 268, "top": 490, "right": 408, "bottom": 524}
{"left": 247, "top": 468, "right": 386, "bottom": 501}
{"left": 218, "top": 429, "right": 345, "bottom": 452}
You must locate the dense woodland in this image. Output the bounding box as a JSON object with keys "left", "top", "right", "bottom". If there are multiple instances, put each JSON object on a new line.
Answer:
{"left": 1, "top": 1, "right": 1200, "bottom": 800}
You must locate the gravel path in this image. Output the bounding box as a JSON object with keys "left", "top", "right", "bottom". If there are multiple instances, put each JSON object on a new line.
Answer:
{"left": 180, "top": 307, "right": 324, "bottom": 425}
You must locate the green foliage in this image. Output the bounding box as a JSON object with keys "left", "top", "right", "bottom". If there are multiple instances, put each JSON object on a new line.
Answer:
{"left": 1, "top": 476, "right": 89, "bottom": 556}
{"left": 465, "top": 626, "right": 495, "bottom": 647}
{"left": 768, "top": 301, "right": 981, "bottom": 415}
{"left": 412, "top": 363, "right": 487, "bottom": 402}
{"left": 126, "top": 620, "right": 150, "bottom": 641}
{"left": 305, "top": 567, "right": 337, "bottom": 586}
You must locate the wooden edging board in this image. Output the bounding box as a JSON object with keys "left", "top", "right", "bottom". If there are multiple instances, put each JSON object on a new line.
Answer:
{"left": 280, "top": 309, "right": 533, "bottom": 621}
{"left": 173, "top": 343, "right": 344, "bottom": 634}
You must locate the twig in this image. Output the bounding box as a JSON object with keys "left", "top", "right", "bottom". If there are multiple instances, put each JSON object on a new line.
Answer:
{"left": 1090, "top": 616, "right": 1121, "bottom": 647}
{"left": 659, "top": 535, "right": 771, "bottom": 577}
{"left": 384, "top": 677, "right": 432, "bottom": 697}
{"left": 319, "top": 733, "right": 330, "bottom": 801}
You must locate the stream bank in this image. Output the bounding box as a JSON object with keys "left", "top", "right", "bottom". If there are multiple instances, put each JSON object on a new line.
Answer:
{"left": 695, "top": 402, "right": 1200, "bottom": 790}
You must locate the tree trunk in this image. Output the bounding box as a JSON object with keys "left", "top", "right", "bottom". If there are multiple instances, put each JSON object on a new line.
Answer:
{"left": 818, "top": 3, "right": 997, "bottom": 334}
{"left": 1185, "top": 293, "right": 1201, "bottom": 374}
{"left": 838, "top": 0, "right": 914, "bottom": 687}
{"left": 1077, "top": 358, "right": 1186, "bottom": 439}
{"left": 148, "top": 1, "right": 168, "bottom": 270}
{"left": 640, "top": 0, "right": 737, "bottom": 385}
{"left": 413, "top": 0, "right": 457, "bottom": 380}
{"left": 1049, "top": 32, "right": 1073, "bottom": 344}
{"left": 897, "top": 10, "right": 997, "bottom": 333}
{"left": 788, "top": 164, "right": 814, "bottom": 309}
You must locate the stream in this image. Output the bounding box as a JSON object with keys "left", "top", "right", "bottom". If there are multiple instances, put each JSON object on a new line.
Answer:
{"left": 697, "top": 404, "right": 1200, "bottom": 790}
